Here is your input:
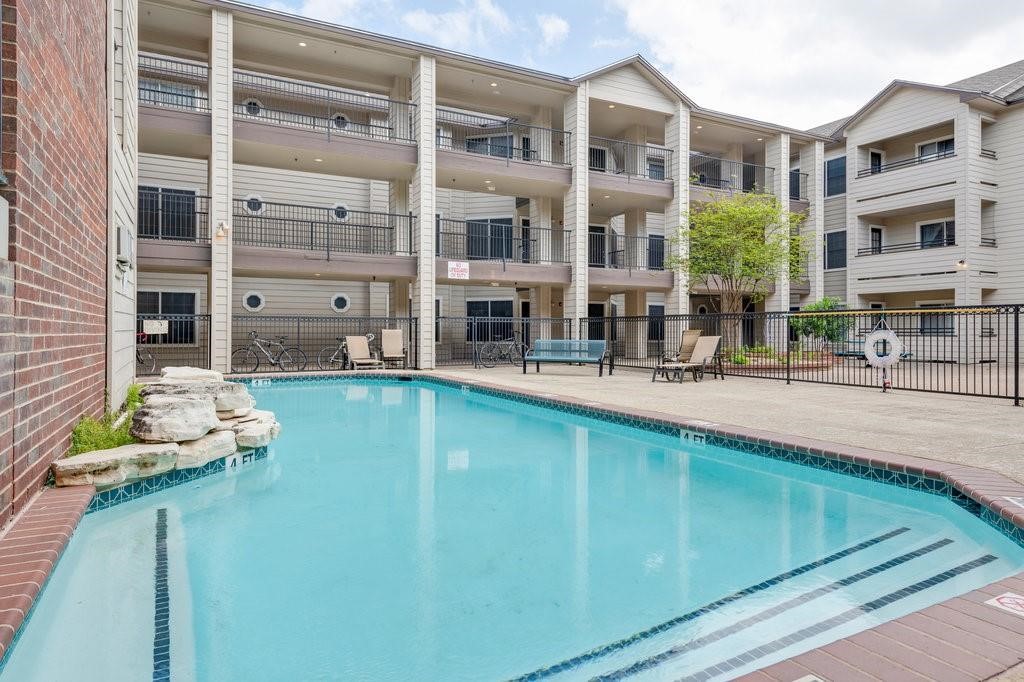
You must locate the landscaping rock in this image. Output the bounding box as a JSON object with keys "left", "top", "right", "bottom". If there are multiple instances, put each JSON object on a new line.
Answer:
{"left": 177, "top": 430, "right": 237, "bottom": 469}
{"left": 131, "top": 395, "right": 219, "bottom": 443}
{"left": 217, "top": 407, "right": 252, "bottom": 420}
{"left": 53, "top": 443, "right": 179, "bottom": 488}
{"left": 161, "top": 366, "right": 225, "bottom": 382}
{"left": 143, "top": 381, "right": 255, "bottom": 412}
{"left": 236, "top": 420, "right": 280, "bottom": 449}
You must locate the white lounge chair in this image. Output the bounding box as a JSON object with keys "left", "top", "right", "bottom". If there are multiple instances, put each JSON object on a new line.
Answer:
{"left": 652, "top": 335, "right": 723, "bottom": 383}
{"left": 345, "top": 335, "right": 385, "bottom": 370}
{"left": 381, "top": 329, "right": 407, "bottom": 369}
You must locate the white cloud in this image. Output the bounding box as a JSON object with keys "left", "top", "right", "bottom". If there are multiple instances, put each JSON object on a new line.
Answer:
{"left": 261, "top": 0, "right": 368, "bottom": 25}
{"left": 591, "top": 36, "right": 631, "bottom": 50}
{"left": 608, "top": 0, "right": 1024, "bottom": 129}
{"left": 402, "top": 0, "right": 512, "bottom": 50}
{"left": 536, "top": 13, "right": 570, "bottom": 50}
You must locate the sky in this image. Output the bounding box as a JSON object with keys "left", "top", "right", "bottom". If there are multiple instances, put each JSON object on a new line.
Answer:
{"left": 254, "top": 0, "right": 1024, "bottom": 130}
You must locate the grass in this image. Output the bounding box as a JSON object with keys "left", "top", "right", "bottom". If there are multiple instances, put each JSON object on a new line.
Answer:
{"left": 67, "top": 384, "right": 145, "bottom": 457}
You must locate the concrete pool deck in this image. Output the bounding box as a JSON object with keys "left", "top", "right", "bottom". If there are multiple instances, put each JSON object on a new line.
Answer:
{"left": 435, "top": 365, "right": 1024, "bottom": 485}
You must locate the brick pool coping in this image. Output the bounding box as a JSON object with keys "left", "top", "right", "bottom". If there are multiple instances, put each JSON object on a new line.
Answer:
{"left": 3, "top": 369, "right": 1023, "bottom": 678}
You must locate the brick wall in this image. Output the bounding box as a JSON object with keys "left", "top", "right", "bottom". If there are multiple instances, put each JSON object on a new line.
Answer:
{"left": 0, "top": 0, "right": 109, "bottom": 524}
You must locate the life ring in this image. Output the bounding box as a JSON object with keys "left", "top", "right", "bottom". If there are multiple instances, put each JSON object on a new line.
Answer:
{"left": 864, "top": 329, "right": 903, "bottom": 369}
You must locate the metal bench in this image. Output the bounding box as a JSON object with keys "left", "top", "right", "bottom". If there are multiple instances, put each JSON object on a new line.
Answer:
{"left": 523, "top": 339, "right": 612, "bottom": 376}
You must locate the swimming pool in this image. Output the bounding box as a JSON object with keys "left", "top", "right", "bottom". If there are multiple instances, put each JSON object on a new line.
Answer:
{"left": 3, "top": 378, "right": 1022, "bottom": 681}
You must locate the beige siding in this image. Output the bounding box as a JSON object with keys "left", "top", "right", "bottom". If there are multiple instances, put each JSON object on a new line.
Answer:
{"left": 823, "top": 196, "right": 846, "bottom": 232}
{"left": 823, "top": 270, "right": 847, "bottom": 301}
{"left": 138, "top": 272, "right": 209, "bottom": 313}
{"left": 587, "top": 65, "right": 675, "bottom": 114}
{"left": 846, "top": 88, "right": 961, "bottom": 148}
{"left": 232, "top": 277, "right": 371, "bottom": 316}
{"left": 139, "top": 153, "right": 208, "bottom": 191}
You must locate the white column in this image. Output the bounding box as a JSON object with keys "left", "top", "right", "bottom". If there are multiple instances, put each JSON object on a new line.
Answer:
{"left": 665, "top": 102, "right": 690, "bottom": 319}
{"left": 391, "top": 280, "right": 411, "bottom": 318}
{"left": 801, "top": 141, "right": 825, "bottom": 301}
{"left": 391, "top": 77, "right": 413, "bottom": 256}
{"left": 411, "top": 56, "right": 437, "bottom": 368}
{"left": 529, "top": 286, "right": 554, "bottom": 340}
{"left": 529, "top": 197, "right": 553, "bottom": 263}
{"left": 955, "top": 104, "right": 982, "bottom": 306}
{"left": 563, "top": 84, "right": 590, "bottom": 327}
{"left": 765, "top": 133, "right": 790, "bottom": 313}
{"left": 844, "top": 139, "right": 860, "bottom": 308}
{"left": 208, "top": 9, "right": 233, "bottom": 373}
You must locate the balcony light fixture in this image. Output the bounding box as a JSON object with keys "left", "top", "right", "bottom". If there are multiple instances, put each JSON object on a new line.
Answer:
{"left": 603, "top": 195, "right": 610, "bottom": 199}
{"left": 298, "top": 42, "right": 307, "bottom": 47}
{"left": 314, "top": 158, "right": 323, "bottom": 163}
{"left": 696, "top": 125, "right": 703, "bottom": 129}
{"left": 490, "top": 82, "right": 498, "bottom": 87}
{"left": 215, "top": 221, "right": 230, "bottom": 240}
{"left": 608, "top": 104, "right": 615, "bottom": 109}
{"left": 756, "top": 137, "right": 763, "bottom": 141}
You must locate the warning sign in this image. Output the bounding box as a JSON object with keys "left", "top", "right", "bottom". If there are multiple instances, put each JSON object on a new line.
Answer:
{"left": 985, "top": 592, "right": 1024, "bottom": 617}
{"left": 447, "top": 260, "right": 470, "bottom": 280}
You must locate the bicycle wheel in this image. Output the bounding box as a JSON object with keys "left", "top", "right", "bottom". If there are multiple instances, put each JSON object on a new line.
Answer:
{"left": 478, "top": 342, "right": 500, "bottom": 368}
{"left": 317, "top": 346, "right": 345, "bottom": 371}
{"left": 136, "top": 348, "right": 157, "bottom": 375}
{"left": 509, "top": 344, "right": 524, "bottom": 365}
{"left": 230, "top": 348, "right": 259, "bottom": 374}
{"left": 286, "top": 348, "right": 307, "bottom": 371}
{"left": 275, "top": 349, "right": 303, "bottom": 372}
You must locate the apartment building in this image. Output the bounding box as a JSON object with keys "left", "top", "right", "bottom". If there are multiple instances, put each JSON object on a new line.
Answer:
{"left": 809, "top": 61, "right": 1024, "bottom": 318}
{"left": 134, "top": 0, "right": 829, "bottom": 371}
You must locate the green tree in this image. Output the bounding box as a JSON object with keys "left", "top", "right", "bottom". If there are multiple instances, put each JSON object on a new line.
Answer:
{"left": 789, "top": 297, "right": 852, "bottom": 352}
{"left": 667, "top": 193, "right": 808, "bottom": 317}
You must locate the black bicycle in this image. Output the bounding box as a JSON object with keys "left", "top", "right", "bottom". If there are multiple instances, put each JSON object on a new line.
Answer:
{"left": 478, "top": 331, "right": 526, "bottom": 368}
{"left": 231, "top": 331, "right": 307, "bottom": 373}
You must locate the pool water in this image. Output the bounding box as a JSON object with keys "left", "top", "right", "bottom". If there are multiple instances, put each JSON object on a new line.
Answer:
{"left": 4, "top": 379, "right": 1023, "bottom": 681}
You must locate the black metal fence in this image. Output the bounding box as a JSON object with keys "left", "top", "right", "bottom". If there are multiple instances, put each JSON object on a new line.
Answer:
{"left": 579, "top": 305, "right": 1021, "bottom": 402}
{"left": 689, "top": 153, "right": 774, "bottom": 194}
{"left": 588, "top": 137, "right": 672, "bottom": 180}
{"left": 138, "top": 53, "right": 210, "bottom": 111}
{"left": 136, "top": 314, "right": 212, "bottom": 375}
{"left": 436, "top": 317, "right": 574, "bottom": 367}
{"left": 138, "top": 188, "right": 210, "bottom": 242}
{"left": 587, "top": 232, "right": 665, "bottom": 270}
{"left": 231, "top": 315, "right": 418, "bottom": 372}
{"left": 435, "top": 108, "right": 570, "bottom": 165}
{"left": 436, "top": 218, "right": 569, "bottom": 264}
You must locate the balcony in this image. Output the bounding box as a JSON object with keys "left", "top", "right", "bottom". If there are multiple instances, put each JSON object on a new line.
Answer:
{"left": 689, "top": 153, "right": 774, "bottom": 196}
{"left": 137, "top": 187, "right": 211, "bottom": 271}
{"left": 789, "top": 170, "right": 809, "bottom": 201}
{"left": 436, "top": 218, "right": 568, "bottom": 264}
{"left": 435, "top": 109, "right": 569, "bottom": 165}
{"left": 588, "top": 138, "right": 671, "bottom": 180}
{"left": 587, "top": 232, "right": 666, "bottom": 271}
{"left": 855, "top": 149, "right": 955, "bottom": 178}
{"left": 856, "top": 236, "right": 955, "bottom": 256}
{"left": 139, "top": 54, "right": 210, "bottom": 111}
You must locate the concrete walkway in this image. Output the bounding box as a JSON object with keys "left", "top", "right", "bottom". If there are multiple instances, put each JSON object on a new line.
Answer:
{"left": 435, "top": 365, "right": 1024, "bottom": 483}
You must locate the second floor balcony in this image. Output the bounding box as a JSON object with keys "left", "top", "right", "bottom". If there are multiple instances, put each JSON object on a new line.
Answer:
{"left": 436, "top": 218, "right": 568, "bottom": 264}
{"left": 588, "top": 138, "right": 672, "bottom": 180}
{"left": 689, "top": 153, "right": 774, "bottom": 195}
{"left": 789, "top": 170, "right": 809, "bottom": 202}
{"left": 435, "top": 109, "right": 569, "bottom": 166}
{"left": 588, "top": 231, "right": 665, "bottom": 271}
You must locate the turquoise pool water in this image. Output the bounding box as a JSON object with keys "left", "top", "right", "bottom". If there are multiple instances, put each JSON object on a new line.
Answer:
{"left": 3, "top": 379, "right": 1023, "bottom": 681}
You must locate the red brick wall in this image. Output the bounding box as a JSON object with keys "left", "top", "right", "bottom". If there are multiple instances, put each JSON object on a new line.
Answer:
{"left": 0, "top": 0, "right": 108, "bottom": 524}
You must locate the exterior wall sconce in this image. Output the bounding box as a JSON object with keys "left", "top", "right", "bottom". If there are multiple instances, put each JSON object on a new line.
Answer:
{"left": 215, "top": 221, "right": 231, "bottom": 240}
{"left": 956, "top": 259, "right": 968, "bottom": 270}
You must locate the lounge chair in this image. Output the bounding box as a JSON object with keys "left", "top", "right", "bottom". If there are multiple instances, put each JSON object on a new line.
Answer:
{"left": 345, "top": 335, "right": 385, "bottom": 370}
{"left": 652, "top": 335, "right": 723, "bottom": 383}
{"left": 664, "top": 329, "right": 702, "bottom": 364}
{"left": 381, "top": 329, "right": 407, "bottom": 369}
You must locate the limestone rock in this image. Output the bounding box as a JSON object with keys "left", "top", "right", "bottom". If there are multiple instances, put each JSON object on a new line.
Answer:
{"left": 217, "top": 407, "right": 252, "bottom": 420}
{"left": 53, "top": 443, "right": 179, "bottom": 488}
{"left": 177, "top": 430, "right": 237, "bottom": 469}
{"left": 160, "top": 366, "right": 224, "bottom": 383}
{"left": 236, "top": 420, "right": 281, "bottom": 449}
{"left": 131, "top": 395, "right": 219, "bottom": 443}
{"left": 144, "top": 380, "right": 255, "bottom": 412}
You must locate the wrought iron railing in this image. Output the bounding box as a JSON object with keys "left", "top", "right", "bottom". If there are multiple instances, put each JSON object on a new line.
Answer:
{"left": 136, "top": 314, "right": 212, "bottom": 375}
{"left": 856, "top": 150, "right": 955, "bottom": 178}
{"left": 789, "top": 170, "right": 809, "bottom": 201}
{"left": 233, "top": 70, "right": 416, "bottom": 142}
{"left": 588, "top": 137, "right": 672, "bottom": 180}
{"left": 689, "top": 153, "right": 774, "bottom": 193}
{"left": 138, "top": 53, "right": 210, "bottom": 111}
{"left": 138, "top": 188, "right": 211, "bottom": 242}
{"left": 856, "top": 236, "right": 955, "bottom": 256}
{"left": 587, "top": 232, "right": 666, "bottom": 270}
{"left": 435, "top": 316, "right": 574, "bottom": 367}
{"left": 435, "top": 108, "right": 570, "bottom": 165}
{"left": 436, "top": 218, "right": 569, "bottom": 264}
{"left": 233, "top": 199, "right": 416, "bottom": 256}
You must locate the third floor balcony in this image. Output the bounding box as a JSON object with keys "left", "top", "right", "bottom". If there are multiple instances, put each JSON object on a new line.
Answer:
{"left": 689, "top": 153, "right": 774, "bottom": 198}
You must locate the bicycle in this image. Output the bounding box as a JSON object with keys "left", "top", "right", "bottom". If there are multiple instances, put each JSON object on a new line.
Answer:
{"left": 231, "top": 331, "right": 307, "bottom": 373}
{"left": 317, "top": 333, "right": 374, "bottom": 371}
{"left": 136, "top": 331, "right": 157, "bottom": 375}
{"left": 478, "top": 331, "right": 526, "bottom": 368}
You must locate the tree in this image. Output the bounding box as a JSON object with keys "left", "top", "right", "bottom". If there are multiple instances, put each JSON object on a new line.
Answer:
{"left": 789, "top": 297, "right": 852, "bottom": 352}
{"left": 667, "top": 193, "right": 808, "bottom": 316}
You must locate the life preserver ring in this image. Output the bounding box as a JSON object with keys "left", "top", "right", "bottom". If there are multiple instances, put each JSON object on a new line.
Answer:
{"left": 864, "top": 329, "right": 903, "bottom": 369}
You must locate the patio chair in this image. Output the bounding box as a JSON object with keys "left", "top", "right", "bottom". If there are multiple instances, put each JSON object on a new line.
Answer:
{"left": 663, "top": 329, "right": 702, "bottom": 363}
{"left": 344, "top": 335, "right": 385, "bottom": 371}
{"left": 651, "top": 335, "right": 723, "bottom": 383}
{"left": 381, "top": 328, "right": 407, "bottom": 369}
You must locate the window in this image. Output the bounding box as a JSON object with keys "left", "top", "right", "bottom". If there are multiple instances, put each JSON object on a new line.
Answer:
{"left": 332, "top": 203, "right": 349, "bottom": 221}
{"left": 869, "top": 150, "right": 883, "bottom": 174}
{"left": 647, "top": 234, "right": 665, "bottom": 269}
{"left": 824, "top": 231, "right": 847, "bottom": 269}
{"left": 330, "top": 293, "right": 351, "bottom": 313}
{"left": 137, "top": 291, "right": 197, "bottom": 344}
{"left": 918, "top": 302, "right": 954, "bottom": 336}
{"left": 589, "top": 147, "right": 608, "bottom": 172}
{"left": 647, "top": 157, "right": 665, "bottom": 180}
{"left": 138, "top": 186, "right": 198, "bottom": 240}
{"left": 870, "top": 227, "right": 883, "bottom": 255}
{"left": 242, "top": 98, "right": 263, "bottom": 116}
{"left": 241, "top": 291, "right": 265, "bottom": 312}
{"left": 918, "top": 138, "right": 954, "bottom": 161}
{"left": 466, "top": 299, "right": 514, "bottom": 341}
{"left": 331, "top": 113, "right": 349, "bottom": 130}
{"left": 436, "top": 127, "right": 454, "bottom": 150}
{"left": 466, "top": 218, "right": 514, "bottom": 260}
{"left": 244, "top": 195, "right": 265, "bottom": 215}
{"left": 139, "top": 79, "right": 197, "bottom": 109}
{"left": 825, "top": 156, "right": 846, "bottom": 196}
{"left": 919, "top": 219, "right": 955, "bottom": 248}
{"left": 466, "top": 134, "right": 513, "bottom": 158}
{"left": 647, "top": 304, "right": 665, "bottom": 341}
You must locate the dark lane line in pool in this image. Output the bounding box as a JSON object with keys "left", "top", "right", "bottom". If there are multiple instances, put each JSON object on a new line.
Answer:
{"left": 594, "top": 537, "right": 955, "bottom": 680}
{"left": 154, "top": 508, "right": 170, "bottom": 682}
{"left": 676, "top": 553, "right": 999, "bottom": 682}
{"left": 507, "top": 527, "right": 912, "bottom": 681}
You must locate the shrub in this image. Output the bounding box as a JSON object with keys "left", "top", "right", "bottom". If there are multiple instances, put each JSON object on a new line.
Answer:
{"left": 789, "top": 297, "right": 851, "bottom": 351}
{"left": 67, "top": 384, "right": 145, "bottom": 457}
{"left": 729, "top": 352, "right": 749, "bottom": 365}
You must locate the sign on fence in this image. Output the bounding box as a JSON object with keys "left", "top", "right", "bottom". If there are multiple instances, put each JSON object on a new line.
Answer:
{"left": 447, "top": 260, "right": 470, "bottom": 280}
{"left": 143, "top": 319, "right": 169, "bottom": 335}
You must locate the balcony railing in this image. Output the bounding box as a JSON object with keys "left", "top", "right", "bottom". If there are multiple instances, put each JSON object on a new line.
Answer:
{"left": 855, "top": 150, "right": 955, "bottom": 178}
{"left": 587, "top": 232, "right": 666, "bottom": 271}
{"left": 789, "top": 170, "right": 809, "bottom": 201}
{"left": 856, "top": 236, "right": 955, "bottom": 256}
{"left": 233, "top": 199, "right": 416, "bottom": 256}
{"left": 233, "top": 70, "right": 417, "bottom": 143}
{"left": 588, "top": 137, "right": 672, "bottom": 180}
{"left": 138, "top": 53, "right": 210, "bottom": 111}
{"left": 138, "top": 188, "right": 210, "bottom": 242}
{"left": 435, "top": 108, "right": 570, "bottom": 166}
{"left": 436, "top": 218, "right": 569, "bottom": 264}
{"left": 689, "top": 153, "right": 774, "bottom": 194}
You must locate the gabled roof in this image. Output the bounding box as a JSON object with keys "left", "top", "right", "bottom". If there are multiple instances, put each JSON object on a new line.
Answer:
{"left": 572, "top": 54, "right": 697, "bottom": 109}
{"left": 947, "top": 58, "right": 1024, "bottom": 101}
{"left": 805, "top": 116, "right": 850, "bottom": 139}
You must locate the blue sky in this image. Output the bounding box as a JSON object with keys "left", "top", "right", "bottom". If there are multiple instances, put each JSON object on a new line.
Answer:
{"left": 254, "top": 0, "right": 1024, "bottom": 129}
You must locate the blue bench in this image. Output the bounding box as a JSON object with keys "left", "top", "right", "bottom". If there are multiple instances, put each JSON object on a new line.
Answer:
{"left": 523, "top": 339, "right": 612, "bottom": 376}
